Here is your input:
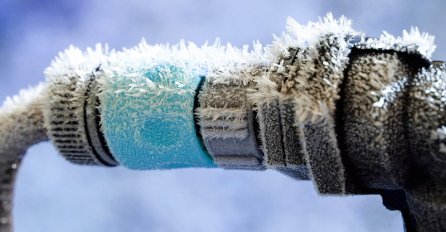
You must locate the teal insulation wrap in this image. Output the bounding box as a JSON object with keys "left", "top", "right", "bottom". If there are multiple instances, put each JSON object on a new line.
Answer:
{"left": 100, "top": 63, "right": 216, "bottom": 169}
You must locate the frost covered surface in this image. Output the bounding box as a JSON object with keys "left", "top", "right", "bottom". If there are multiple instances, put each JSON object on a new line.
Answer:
{"left": 0, "top": 79, "right": 48, "bottom": 232}
{"left": 357, "top": 28, "right": 436, "bottom": 60}
{"left": 249, "top": 13, "right": 360, "bottom": 124}
{"left": 268, "top": 14, "right": 356, "bottom": 61}
{"left": 43, "top": 45, "right": 111, "bottom": 166}
{"left": 105, "top": 39, "right": 269, "bottom": 86}
{"left": 0, "top": 83, "right": 47, "bottom": 156}
{"left": 8, "top": 0, "right": 444, "bottom": 230}
{"left": 246, "top": 13, "right": 437, "bottom": 125}
{"left": 410, "top": 63, "right": 446, "bottom": 164}
{"left": 43, "top": 13, "right": 437, "bottom": 128}
{"left": 98, "top": 40, "right": 270, "bottom": 169}
{"left": 44, "top": 44, "right": 112, "bottom": 80}
{"left": 0, "top": 83, "right": 46, "bottom": 115}
{"left": 42, "top": 38, "right": 271, "bottom": 169}
{"left": 41, "top": 13, "right": 441, "bottom": 172}
{"left": 103, "top": 45, "right": 211, "bottom": 169}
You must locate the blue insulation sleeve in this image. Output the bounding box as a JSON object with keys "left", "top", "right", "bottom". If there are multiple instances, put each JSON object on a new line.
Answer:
{"left": 100, "top": 63, "right": 216, "bottom": 170}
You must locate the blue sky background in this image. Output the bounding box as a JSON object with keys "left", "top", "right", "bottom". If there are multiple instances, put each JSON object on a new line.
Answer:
{"left": 1, "top": 1, "right": 445, "bottom": 231}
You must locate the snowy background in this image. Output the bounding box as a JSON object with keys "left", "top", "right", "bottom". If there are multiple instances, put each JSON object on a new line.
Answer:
{"left": 1, "top": 1, "right": 445, "bottom": 231}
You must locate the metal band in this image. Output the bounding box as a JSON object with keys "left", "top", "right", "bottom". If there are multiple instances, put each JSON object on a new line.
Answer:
{"left": 197, "top": 77, "right": 265, "bottom": 170}
{"left": 46, "top": 73, "right": 117, "bottom": 166}
{"left": 202, "top": 109, "right": 265, "bottom": 170}
{"left": 84, "top": 78, "right": 119, "bottom": 166}
{"left": 257, "top": 100, "right": 309, "bottom": 179}
{"left": 278, "top": 100, "right": 310, "bottom": 179}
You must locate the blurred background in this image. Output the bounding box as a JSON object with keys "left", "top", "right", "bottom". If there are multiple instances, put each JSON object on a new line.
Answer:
{"left": 1, "top": 0, "right": 445, "bottom": 231}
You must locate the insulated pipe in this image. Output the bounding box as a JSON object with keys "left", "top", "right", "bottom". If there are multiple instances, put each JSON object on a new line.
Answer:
{"left": 0, "top": 14, "right": 445, "bottom": 232}
{"left": 0, "top": 85, "right": 48, "bottom": 232}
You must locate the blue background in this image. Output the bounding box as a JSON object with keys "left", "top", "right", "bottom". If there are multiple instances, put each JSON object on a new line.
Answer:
{"left": 1, "top": 1, "right": 445, "bottom": 231}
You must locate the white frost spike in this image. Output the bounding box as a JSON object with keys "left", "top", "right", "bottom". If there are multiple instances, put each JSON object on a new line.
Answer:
{"left": 435, "top": 126, "right": 446, "bottom": 140}
{"left": 431, "top": 126, "right": 446, "bottom": 155}
{"left": 0, "top": 83, "right": 46, "bottom": 114}
{"left": 45, "top": 44, "right": 112, "bottom": 80}
{"left": 270, "top": 13, "right": 356, "bottom": 61}
{"left": 361, "top": 27, "right": 436, "bottom": 59}
{"left": 402, "top": 27, "right": 436, "bottom": 58}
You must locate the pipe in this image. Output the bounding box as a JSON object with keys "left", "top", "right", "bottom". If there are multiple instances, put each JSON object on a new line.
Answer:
{"left": 0, "top": 14, "right": 444, "bottom": 232}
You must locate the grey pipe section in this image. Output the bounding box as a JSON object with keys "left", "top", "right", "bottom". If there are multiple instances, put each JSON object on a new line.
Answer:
{"left": 0, "top": 85, "right": 48, "bottom": 232}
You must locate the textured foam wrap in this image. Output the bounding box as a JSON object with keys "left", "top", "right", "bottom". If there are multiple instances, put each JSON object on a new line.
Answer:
{"left": 100, "top": 63, "right": 216, "bottom": 169}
